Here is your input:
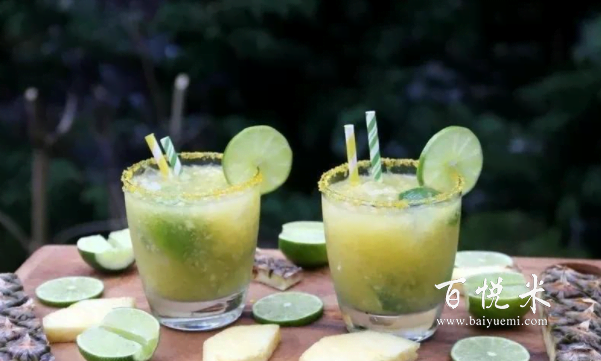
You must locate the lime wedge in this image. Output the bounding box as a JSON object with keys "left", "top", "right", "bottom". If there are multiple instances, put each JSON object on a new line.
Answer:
{"left": 417, "top": 126, "right": 483, "bottom": 194}
{"left": 451, "top": 336, "right": 530, "bottom": 361}
{"left": 77, "top": 327, "right": 142, "bottom": 361}
{"left": 101, "top": 308, "right": 160, "bottom": 360}
{"left": 455, "top": 251, "right": 513, "bottom": 268}
{"left": 279, "top": 221, "right": 328, "bottom": 268}
{"left": 252, "top": 292, "right": 323, "bottom": 326}
{"left": 78, "top": 233, "right": 135, "bottom": 273}
{"left": 108, "top": 229, "right": 133, "bottom": 249}
{"left": 36, "top": 277, "right": 104, "bottom": 307}
{"left": 223, "top": 125, "right": 293, "bottom": 194}
{"left": 77, "top": 308, "right": 160, "bottom": 361}
{"left": 464, "top": 272, "right": 531, "bottom": 321}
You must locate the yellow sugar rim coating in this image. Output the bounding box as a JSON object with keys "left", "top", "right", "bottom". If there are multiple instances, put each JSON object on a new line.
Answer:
{"left": 121, "top": 152, "right": 262, "bottom": 200}
{"left": 318, "top": 158, "right": 464, "bottom": 209}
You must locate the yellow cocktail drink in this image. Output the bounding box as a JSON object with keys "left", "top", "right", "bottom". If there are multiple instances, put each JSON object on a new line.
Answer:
{"left": 319, "top": 159, "right": 463, "bottom": 341}
{"left": 122, "top": 152, "right": 261, "bottom": 330}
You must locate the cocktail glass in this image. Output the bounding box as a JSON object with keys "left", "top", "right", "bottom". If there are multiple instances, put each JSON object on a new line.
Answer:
{"left": 318, "top": 158, "right": 463, "bottom": 341}
{"left": 121, "top": 152, "right": 261, "bottom": 331}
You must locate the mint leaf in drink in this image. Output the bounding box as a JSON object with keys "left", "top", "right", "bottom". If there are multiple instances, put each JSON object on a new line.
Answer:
{"left": 398, "top": 187, "right": 441, "bottom": 202}
{"left": 448, "top": 208, "right": 461, "bottom": 226}
{"left": 373, "top": 288, "right": 403, "bottom": 314}
{"left": 144, "top": 216, "right": 212, "bottom": 262}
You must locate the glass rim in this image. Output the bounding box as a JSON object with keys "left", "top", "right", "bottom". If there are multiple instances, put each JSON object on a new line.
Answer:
{"left": 121, "top": 152, "right": 262, "bottom": 200}
{"left": 318, "top": 158, "right": 464, "bottom": 209}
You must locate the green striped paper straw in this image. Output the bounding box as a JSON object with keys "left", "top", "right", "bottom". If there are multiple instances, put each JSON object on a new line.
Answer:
{"left": 365, "top": 110, "right": 382, "bottom": 181}
{"left": 160, "top": 136, "right": 182, "bottom": 176}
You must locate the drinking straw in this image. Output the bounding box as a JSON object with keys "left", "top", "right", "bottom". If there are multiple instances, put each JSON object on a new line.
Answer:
{"left": 365, "top": 110, "right": 382, "bottom": 182}
{"left": 160, "top": 136, "right": 183, "bottom": 176}
{"left": 145, "top": 133, "right": 170, "bottom": 178}
{"left": 169, "top": 73, "right": 190, "bottom": 142}
{"left": 344, "top": 124, "right": 360, "bottom": 185}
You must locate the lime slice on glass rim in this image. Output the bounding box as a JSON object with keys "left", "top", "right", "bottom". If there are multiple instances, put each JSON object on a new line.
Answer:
{"left": 451, "top": 336, "right": 530, "bottom": 361}
{"left": 417, "top": 126, "right": 483, "bottom": 194}
{"left": 252, "top": 292, "right": 324, "bottom": 326}
{"left": 223, "top": 125, "right": 293, "bottom": 194}
{"left": 77, "top": 232, "right": 134, "bottom": 273}
{"left": 279, "top": 221, "right": 328, "bottom": 268}
{"left": 36, "top": 277, "right": 104, "bottom": 307}
{"left": 455, "top": 251, "right": 513, "bottom": 268}
{"left": 77, "top": 308, "right": 160, "bottom": 361}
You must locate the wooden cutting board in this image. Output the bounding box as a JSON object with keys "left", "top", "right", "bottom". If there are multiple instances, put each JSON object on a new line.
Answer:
{"left": 17, "top": 245, "right": 593, "bottom": 361}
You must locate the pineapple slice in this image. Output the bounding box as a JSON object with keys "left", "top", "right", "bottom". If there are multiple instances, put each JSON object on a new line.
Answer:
{"left": 300, "top": 331, "right": 419, "bottom": 361}
{"left": 203, "top": 324, "right": 281, "bottom": 361}
{"left": 43, "top": 297, "right": 135, "bottom": 343}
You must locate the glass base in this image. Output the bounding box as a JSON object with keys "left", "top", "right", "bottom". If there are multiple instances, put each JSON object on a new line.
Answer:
{"left": 148, "top": 290, "right": 246, "bottom": 331}
{"left": 339, "top": 303, "right": 443, "bottom": 342}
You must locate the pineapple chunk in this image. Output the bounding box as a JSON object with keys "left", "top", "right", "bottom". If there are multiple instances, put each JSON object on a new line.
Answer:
{"left": 203, "top": 324, "right": 281, "bottom": 361}
{"left": 300, "top": 331, "right": 419, "bottom": 361}
{"left": 68, "top": 297, "right": 136, "bottom": 311}
{"left": 43, "top": 297, "right": 135, "bottom": 343}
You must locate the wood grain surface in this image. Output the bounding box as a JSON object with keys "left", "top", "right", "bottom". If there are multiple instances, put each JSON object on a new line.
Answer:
{"left": 17, "top": 245, "right": 590, "bottom": 361}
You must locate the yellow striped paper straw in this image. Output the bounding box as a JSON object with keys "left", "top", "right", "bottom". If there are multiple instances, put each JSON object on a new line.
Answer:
{"left": 365, "top": 110, "right": 382, "bottom": 182}
{"left": 145, "top": 133, "right": 170, "bottom": 178}
{"left": 344, "top": 124, "right": 359, "bottom": 185}
{"left": 160, "top": 136, "right": 182, "bottom": 176}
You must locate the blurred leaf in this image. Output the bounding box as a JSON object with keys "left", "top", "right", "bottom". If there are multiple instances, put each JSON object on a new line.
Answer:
{"left": 581, "top": 167, "right": 601, "bottom": 205}
{"left": 80, "top": 184, "right": 109, "bottom": 219}
{"left": 574, "top": 16, "right": 601, "bottom": 66}
{"left": 48, "top": 159, "right": 82, "bottom": 192}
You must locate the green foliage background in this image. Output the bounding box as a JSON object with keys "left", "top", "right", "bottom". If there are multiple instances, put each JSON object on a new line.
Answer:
{"left": 1, "top": 0, "right": 600, "bottom": 271}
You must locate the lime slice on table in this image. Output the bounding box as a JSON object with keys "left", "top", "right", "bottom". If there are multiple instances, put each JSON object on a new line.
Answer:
{"left": 252, "top": 292, "right": 324, "bottom": 326}
{"left": 464, "top": 272, "right": 531, "bottom": 321}
{"left": 455, "top": 251, "right": 513, "bottom": 268}
{"left": 77, "top": 232, "right": 135, "bottom": 273}
{"left": 279, "top": 221, "right": 328, "bottom": 268}
{"left": 451, "top": 336, "right": 530, "bottom": 361}
{"left": 36, "top": 277, "right": 104, "bottom": 307}
{"left": 223, "top": 125, "right": 293, "bottom": 194}
{"left": 77, "top": 308, "right": 160, "bottom": 361}
{"left": 417, "top": 126, "right": 483, "bottom": 194}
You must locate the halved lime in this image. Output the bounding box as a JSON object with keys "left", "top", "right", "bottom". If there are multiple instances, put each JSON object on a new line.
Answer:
{"left": 76, "top": 308, "right": 160, "bottom": 361}
{"left": 417, "top": 126, "right": 483, "bottom": 194}
{"left": 101, "top": 308, "right": 160, "bottom": 360}
{"left": 464, "top": 272, "right": 531, "bottom": 321}
{"left": 455, "top": 251, "right": 513, "bottom": 268}
{"left": 223, "top": 125, "right": 293, "bottom": 194}
{"left": 279, "top": 221, "right": 328, "bottom": 268}
{"left": 36, "top": 277, "right": 104, "bottom": 307}
{"left": 78, "top": 233, "right": 135, "bottom": 273}
{"left": 451, "top": 336, "right": 530, "bottom": 361}
{"left": 252, "top": 292, "right": 323, "bottom": 326}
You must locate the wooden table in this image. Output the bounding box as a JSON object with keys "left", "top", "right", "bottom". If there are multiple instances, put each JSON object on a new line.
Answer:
{"left": 17, "top": 245, "right": 586, "bottom": 361}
